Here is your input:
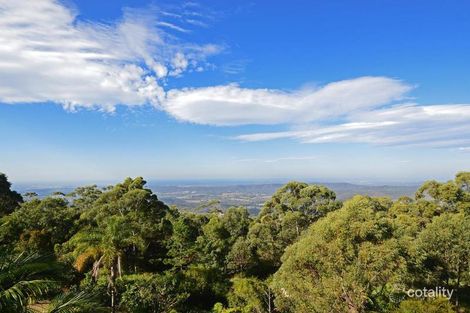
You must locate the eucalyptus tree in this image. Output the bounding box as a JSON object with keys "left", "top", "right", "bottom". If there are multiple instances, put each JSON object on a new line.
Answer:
{"left": 0, "top": 173, "right": 22, "bottom": 217}
{"left": 195, "top": 207, "right": 252, "bottom": 272}
{"left": 0, "top": 196, "right": 77, "bottom": 254}
{"left": 455, "top": 171, "right": 470, "bottom": 193}
{"left": 247, "top": 182, "right": 341, "bottom": 274}
{"left": 227, "top": 276, "right": 275, "bottom": 313}
{"left": 415, "top": 172, "right": 470, "bottom": 213}
{"left": 415, "top": 212, "right": 470, "bottom": 305}
{"left": 272, "top": 196, "right": 406, "bottom": 313}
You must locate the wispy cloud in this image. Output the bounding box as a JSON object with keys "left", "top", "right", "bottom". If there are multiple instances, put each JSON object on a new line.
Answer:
{"left": 222, "top": 59, "right": 250, "bottom": 75}
{"left": 234, "top": 156, "right": 317, "bottom": 163}
{"left": 185, "top": 19, "right": 209, "bottom": 28}
{"left": 235, "top": 104, "right": 470, "bottom": 148}
{"left": 157, "top": 21, "right": 190, "bottom": 33}
{"left": 163, "top": 77, "right": 412, "bottom": 125}
{"left": 0, "top": 0, "right": 220, "bottom": 110}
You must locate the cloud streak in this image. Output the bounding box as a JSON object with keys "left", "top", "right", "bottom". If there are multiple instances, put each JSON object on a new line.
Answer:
{"left": 234, "top": 156, "right": 317, "bottom": 163}
{"left": 235, "top": 104, "right": 470, "bottom": 148}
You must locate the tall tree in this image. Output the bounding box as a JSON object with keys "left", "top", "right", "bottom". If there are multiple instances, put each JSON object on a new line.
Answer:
{"left": 227, "top": 276, "right": 275, "bottom": 313}
{"left": 272, "top": 196, "right": 406, "bottom": 313}
{"left": 415, "top": 172, "right": 470, "bottom": 213}
{"left": 0, "top": 173, "right": 22, "bottom": 217}
{"left": 0, "top": 196, "right": 77, "bottom": 253}
{"left": 415, "top": 213, "right": 470, "bottom": 305}
{"left": 247, "top": 182, "right": 341, "bottom": 274}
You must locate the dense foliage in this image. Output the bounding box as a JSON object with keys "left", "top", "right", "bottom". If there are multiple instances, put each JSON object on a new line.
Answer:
{"left": 0, "top": 173, "right": 22, "bottom": 217}
{"left": 0, "top": 172, "right": 469, "bottom": 312}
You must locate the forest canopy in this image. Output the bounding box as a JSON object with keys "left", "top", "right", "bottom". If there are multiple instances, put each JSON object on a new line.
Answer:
{"left": 0, "top": 172, "right": 469, "bottom": 313}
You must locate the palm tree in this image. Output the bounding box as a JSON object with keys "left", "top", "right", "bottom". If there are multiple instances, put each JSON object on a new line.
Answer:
{"left": 0, "top": 252, "right": 60, "bottom": 312}
{"left": 59, "top": 216, "right": 145, "bottom": 313}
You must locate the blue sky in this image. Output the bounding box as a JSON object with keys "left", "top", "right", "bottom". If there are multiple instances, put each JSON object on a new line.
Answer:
{"left": 0, "top": 0, "right": 469, "bottom": 184}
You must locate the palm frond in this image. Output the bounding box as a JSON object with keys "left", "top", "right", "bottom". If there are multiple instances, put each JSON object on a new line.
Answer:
{"left": 47, "top": 290, "right": 107, "bottom": 313}
{"left": 0, "top": 252, "right": 61, "bottom": 312}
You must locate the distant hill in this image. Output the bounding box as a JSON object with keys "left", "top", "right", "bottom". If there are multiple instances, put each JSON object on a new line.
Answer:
{"left": 15, "top": 182, "right": 419, "bottom": 215}
{"left": 150, "top": 183, "right": 418, "bottom": 214}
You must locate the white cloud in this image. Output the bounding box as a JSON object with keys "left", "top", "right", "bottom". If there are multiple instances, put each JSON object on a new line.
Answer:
{"left": 163, "top": 77, "right": 412, "bottom": 125}
{"left": 170, "top": 52, "right": 189, "bottom": 76}
{"left": 157, "top": 21, "right": 190, "bottom": 33}
{"left": 235, "top": 104, "right": 470, "bottom": 148}
{"left": 234, "top": 156, "right": 317, "bottom": 163}
{"left": 1, "top": 1, "right": 468, "bottom": 149}
{"left": 0, "top": 0, "right": 218, "bottom": 110}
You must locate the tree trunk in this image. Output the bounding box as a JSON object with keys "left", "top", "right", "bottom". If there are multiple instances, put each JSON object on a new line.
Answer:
{"left": 111, "top": 288, "right": 116, "bottom": 313}
{"left": 455, "top": 264, "right": 461, "bottom": 306}
{"left": 110, "top": 264, "right": 117, "bottom": 313}
{"left": 117, "top": 255, "right": 123, "bottom": 278}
